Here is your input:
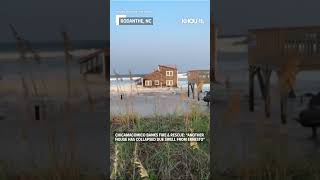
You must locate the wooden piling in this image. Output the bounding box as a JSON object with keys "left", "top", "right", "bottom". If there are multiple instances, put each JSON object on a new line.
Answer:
{"left": 249, "top": 66, "right": 255, "bottom": 112}
{"left": 262, "top": 68, "right": 272, "bottom": 118}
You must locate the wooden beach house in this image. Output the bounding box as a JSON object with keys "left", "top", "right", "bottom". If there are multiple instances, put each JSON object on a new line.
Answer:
{"left": 248, "top": 26, "right": 320, "bottom": 123}
{"left": 187, "top": 70, "right": 210, "bottom": 100}
{"left": 139, "top": 65, "right": 178, "bottom": 87}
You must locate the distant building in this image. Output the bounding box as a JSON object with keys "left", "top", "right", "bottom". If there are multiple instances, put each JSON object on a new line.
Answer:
{"left": 187, "top": 70, "right": 210, "bottom": 85}
{"left": 187, "top": 70, "right": 210, "bottom": 100}
{"left": 139, "top": 65, "right": 178, "bottom": 87}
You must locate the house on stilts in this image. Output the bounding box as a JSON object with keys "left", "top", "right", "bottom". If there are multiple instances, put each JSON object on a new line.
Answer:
{"left": 248, "top": 26, "right": 320, "bottom": 124}
{"left": 187, "top": 70, "right": 210, "bottom": 100}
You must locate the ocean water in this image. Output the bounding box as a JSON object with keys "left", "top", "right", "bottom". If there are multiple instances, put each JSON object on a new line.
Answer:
{"left": 0, "top": 40, "right": 212, "bottom": 93}
{"left": 0, "top": 40, "right": 106, "bottom": 53}
{"left": 0, "top": 40, "right": 105, "bottom": 77}
{"left": 217, "top": 52, "right": 320, "bottom": 95}
{"left": 2, "top": 44, "right": 317, "bottom": 95}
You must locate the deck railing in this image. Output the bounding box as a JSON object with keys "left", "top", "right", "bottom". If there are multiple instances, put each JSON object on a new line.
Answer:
{"left": 249, "top": 27, "right": 320, "bottom": 68}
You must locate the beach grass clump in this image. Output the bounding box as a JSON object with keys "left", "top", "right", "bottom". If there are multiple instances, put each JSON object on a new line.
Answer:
{"left": 111, "top": 104, "right": 210, "bottom": 180}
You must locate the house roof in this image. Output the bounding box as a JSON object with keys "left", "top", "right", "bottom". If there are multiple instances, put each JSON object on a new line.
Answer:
{"left": 143, "top": 70, "right": 163, "bottom": 79}
{"left": 158, "top": 65, "right": 177, "bottom": 69}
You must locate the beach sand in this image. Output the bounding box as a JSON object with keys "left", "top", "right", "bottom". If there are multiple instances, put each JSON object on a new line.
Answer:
{"left": 110, "top": 84, "right": 210, "bottom": 117}
{"left": 0, "top": 59, "right": 107, "bottom": 174}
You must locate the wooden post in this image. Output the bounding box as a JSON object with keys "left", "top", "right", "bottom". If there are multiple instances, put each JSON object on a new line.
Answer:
{"left": 263, "top": 68, "right": 272, "bottom": 118}
{"left": 257, "top": 69, "right": 266, "bottom": 98}
{"left": 278, "top": 71, "right": 288, "bottom": 124}
{"left": 96, "top": 56, "right": 99, "bottom": 72}
{"left": 191, "top": 84, "right": 195, "bottom": 99}
{"left": 249, "top": 66, "right": 255, "bottom": 112}
{"left": 193, "top": 84, "right": 195, "bottom": 99}
{"left": 196, "top": 82, "right": 202, "bottom": 101}
{"left": 86, "top": 61, "right": 89, "bottom": 73}
{"left": 91, "top": 58, "right": 94, "bottom": 72}
{"left": 280, "top": 91, "right": 288, "bottom": 124}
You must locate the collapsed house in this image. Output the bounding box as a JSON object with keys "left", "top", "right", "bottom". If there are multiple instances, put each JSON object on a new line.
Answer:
{"left": 136, "top": 65, "right": 178, "bottom": 87}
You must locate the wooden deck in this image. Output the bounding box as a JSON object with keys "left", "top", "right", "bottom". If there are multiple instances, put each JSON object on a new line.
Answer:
{"left": 248, "top": 26, "right": 320, "bottom": 123}
{"left": 79, "top": 49, "right": 104, "bottom": 74}
{"left": 78, "top": 48, "right": 109, "bottom": 81}
{"left": 249, "top": 26, "right": 320, "bottom": 69}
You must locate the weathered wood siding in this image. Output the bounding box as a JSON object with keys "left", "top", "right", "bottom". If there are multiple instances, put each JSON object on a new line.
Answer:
{"left": 142, "top": 65, "right": 178, "bottom": 87}
{"left": 249, "top": 26, "right": 320, "bottom": 70}
{"left": 158, "top": 65, "right": 178, "bottom": 87}
{"left": 187, "top": 70, "right": 210, "bottom": 84}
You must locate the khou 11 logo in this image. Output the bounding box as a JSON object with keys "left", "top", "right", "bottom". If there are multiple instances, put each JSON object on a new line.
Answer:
{"left": 181, "top": 18, "right": 205, "bottom": 24}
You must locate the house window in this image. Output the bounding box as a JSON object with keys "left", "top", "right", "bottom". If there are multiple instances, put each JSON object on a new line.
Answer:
{"left": 166, "top": 80, "right": 173, "bottom": 86}
{"left": 166, "top": 71, "right": 173, "bottom": 77}
{"left": 145, "top": 80, "right": 152, "bottom": 86}
{"left": 154, "top": 80, "right": 159, "bottom": 85}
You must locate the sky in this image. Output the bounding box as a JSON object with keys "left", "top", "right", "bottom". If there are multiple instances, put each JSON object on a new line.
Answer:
{"left": 1, "top": 0, "right": 320, "bottom": 42}
{"left": 110, "top": 0, "right": 210, "bottom": 74}
{"left": 0, "top": 0, "right": 108, "bottom": 42}
{"left": 214, "top": 0, "right": 320, "bottom": 35}
{"left": 2, "top": 0, "right": 320, "bottom": 74}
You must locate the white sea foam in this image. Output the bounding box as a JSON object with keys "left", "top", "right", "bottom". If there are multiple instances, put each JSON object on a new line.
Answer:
{"left": 217, "top": 37, "right": 247, "bottom": 53}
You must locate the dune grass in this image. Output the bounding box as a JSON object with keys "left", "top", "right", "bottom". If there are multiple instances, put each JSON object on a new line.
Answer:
{"left": 110, "top": 102, "right": 210, "bottom": 180}
{"left": 0, "top": 31, "right": 107, "bottom": 179}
